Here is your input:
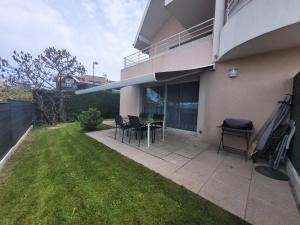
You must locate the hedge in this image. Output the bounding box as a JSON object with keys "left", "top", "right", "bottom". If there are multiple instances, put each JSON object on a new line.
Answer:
{"left": 33, "top": 89, "right": 119, "bottom": 123}
{"left": 65, "top": 91, "right": 120, "bottom": 121}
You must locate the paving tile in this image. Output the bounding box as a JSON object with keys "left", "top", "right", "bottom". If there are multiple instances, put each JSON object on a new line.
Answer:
{"left": 216, "top": 156, "right": 253, "bottom": 179}
{"left": 163, "top": 153, "right": 191, "bottom": 166}
{"left": 211, "top": 169, "right": 251, "bottom": 193}
{"left": 87, "top": 129, "right": 300, "bottom": 225}
{"left": 174, "top": 148, "right": 203, "bottom": 159}
{"left": 199, "top": 178, "right": 248, "bottom": 219}
{"left": 248, "top": 170, "right": 300, "bottom": 218}
{"left": 169, "top": 168, "right": 209, "bottom": 193}
{"left": 245, "top": 196, "right": 300, "bottom": 225}
{"left": 187, "top": 150, "right": 225, "bottom": 169}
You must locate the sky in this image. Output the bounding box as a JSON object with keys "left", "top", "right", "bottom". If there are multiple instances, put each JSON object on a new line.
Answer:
{"left": 0, "top": 0, "right": 148, "bottom": 81}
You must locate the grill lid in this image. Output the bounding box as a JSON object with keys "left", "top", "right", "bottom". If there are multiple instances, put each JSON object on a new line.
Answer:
{"left": 222, "top": 118, "right": 253, "bottom": 130}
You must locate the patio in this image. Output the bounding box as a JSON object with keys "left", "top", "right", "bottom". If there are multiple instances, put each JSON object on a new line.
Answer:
{"left": 87, "top": 125, "right": 300, "bottom": 225}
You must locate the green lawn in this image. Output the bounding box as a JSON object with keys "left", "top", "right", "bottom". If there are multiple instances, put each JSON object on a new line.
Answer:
{"left": 0, "top": 123, "right": 248, "bottom": 225}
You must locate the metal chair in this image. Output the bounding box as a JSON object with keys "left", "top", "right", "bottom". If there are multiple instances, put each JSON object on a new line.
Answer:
{"left": 153, "top": 114, "right": 164, "bottom": 138}
{"left": 114, "top": 115, "right": 130, "bottom": 143}
{"left": 128, "top": 115, "right": 154, "bottom": 147}
{"left": 139, "top": 112, "right": 149, "bottom": 119}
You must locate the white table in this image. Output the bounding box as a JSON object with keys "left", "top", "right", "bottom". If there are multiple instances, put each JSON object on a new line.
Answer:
{"left": 141, "top": 118, "right": 165, "bottom": 148}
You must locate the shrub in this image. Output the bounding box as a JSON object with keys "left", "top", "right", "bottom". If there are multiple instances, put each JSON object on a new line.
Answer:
{"left": 78, "top": 108, "right": 103, "bottom": 130}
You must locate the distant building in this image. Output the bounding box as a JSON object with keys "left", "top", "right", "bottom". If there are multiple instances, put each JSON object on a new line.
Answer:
{"left": 78, "top": 74, "right": 114, "bottom": 89}
{"left": 55, "top": 75, "right": 80, "bottom": 90}
{"left": 54, "top": 74, "right": 115, "bottom": 90}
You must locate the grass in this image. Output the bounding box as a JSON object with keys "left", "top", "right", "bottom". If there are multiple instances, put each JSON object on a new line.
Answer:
{"left": 0, "top": 123, "right": 248, "bottom": 225}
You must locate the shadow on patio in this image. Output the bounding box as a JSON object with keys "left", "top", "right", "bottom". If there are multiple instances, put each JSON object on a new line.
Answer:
{"left": 87, "top": 127, "right": 300, "bottom": 225}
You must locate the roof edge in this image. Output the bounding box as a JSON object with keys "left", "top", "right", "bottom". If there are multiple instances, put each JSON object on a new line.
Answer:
{"left": 133, "top": 0, "right": 152, "bottom": 48}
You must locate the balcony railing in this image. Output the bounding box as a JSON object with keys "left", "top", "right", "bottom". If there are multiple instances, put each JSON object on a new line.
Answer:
{"left": 124, "top": 18, "right": 214, "bottom": 68}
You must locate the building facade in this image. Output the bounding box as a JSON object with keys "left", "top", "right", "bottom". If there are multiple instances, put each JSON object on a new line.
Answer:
{"left": 117, "top": 0, "right": 300, "bottom": 199}
{"left": 76, "top": 0, "right": 300, "bottom": 199}
{"left": 120, "top": 0, "right": 300, "bottom": 142}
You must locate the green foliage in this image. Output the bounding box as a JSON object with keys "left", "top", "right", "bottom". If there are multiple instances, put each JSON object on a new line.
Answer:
{"left": 0, "top": 123, "right": 247, "bottom": 224}
{"left": 65, "top": 91, "right": 119, "bottom": 121}
{"left": 0, "top": 88, "right": 32, "bottom": 101}
{"left": 32, "top": 89, "right": 120, "bottom": 123}
{"left": 78, "top": 108, "right": 103, "bottom": 130}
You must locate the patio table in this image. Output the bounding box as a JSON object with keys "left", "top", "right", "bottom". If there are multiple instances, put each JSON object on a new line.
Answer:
{"left": 139, "top": 118, "right": 165, "bottom": 148}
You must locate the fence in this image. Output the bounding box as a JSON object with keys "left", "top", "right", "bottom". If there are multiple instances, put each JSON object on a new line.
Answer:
{"left": 0, "top": 100, "right": 34, "bottom": 161}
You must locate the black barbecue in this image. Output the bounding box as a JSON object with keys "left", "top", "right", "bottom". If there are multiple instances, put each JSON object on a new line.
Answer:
{"left": 218, "top": 118, "right": 254, "bottom": 160}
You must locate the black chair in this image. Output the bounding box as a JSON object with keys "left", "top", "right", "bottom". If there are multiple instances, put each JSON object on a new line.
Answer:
{"left": 128, "top": 115, "right": 154, "bottom": 147}
{"left": 139, "top": 112, "right": 149, "bottom": 119}
{"left": 153, "top": 114, "right": 164, "bottom": 138}
{"left": 114, "top": 115, "right": 130, "bottom": 143}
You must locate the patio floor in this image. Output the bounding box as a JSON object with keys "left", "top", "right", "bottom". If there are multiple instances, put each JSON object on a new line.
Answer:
{"left": 87, "top": 127, "right": 300, "bottom": 225}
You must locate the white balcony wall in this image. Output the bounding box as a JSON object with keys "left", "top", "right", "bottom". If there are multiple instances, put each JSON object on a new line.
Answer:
{"left": 219, "top": 0, "right": 300, "bottom": 60}
{"left": 122, "top": 35, "right": 213, "bottom": 80}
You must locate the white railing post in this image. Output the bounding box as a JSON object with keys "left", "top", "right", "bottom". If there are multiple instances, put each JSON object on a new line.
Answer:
{"left": 178, "top": 34, "right": 181, "bottom": 46}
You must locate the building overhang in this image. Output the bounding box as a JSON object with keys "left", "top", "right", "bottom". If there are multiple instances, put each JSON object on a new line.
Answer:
{"left": 134, "top": 0, "right": 215, "bottom": 50}
{"left": 219, "top": 22, "right": 300, "bottom": 61}
{"left": 75, "top": 64, "right": 214, "bottom": 95}
{"left": 134, "top": 0, "right": 171, "bottom": 50}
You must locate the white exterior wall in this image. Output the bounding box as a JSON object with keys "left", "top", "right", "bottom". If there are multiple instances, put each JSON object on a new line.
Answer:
{"left": 219, "top": 0, "right": 300, "bottom": 59}
{"left": 197, "top": 47, "right": 300, "bottom": 145}
{"left": 120, "top": 35, "right": 213, "bottom": 117}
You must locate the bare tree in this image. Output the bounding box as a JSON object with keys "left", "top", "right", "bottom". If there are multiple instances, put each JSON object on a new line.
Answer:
{"left": 0, "top": 47, "right": 86, "bottom": 123}
{"left": 40, "top": 47, "right": 86, "bottom": 120}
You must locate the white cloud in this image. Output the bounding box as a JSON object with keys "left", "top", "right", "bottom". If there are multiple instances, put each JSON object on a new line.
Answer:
{"left": 0, "top": 0, "right": 147, "bottom": 80}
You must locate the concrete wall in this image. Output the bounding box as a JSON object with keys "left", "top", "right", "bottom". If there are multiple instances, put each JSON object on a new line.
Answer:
{"left": 198, "top": 47, "right": 300, "bottom": 145}
{"left": 120, "top": 86, "right": 141, "bottom": 117}
{"left": 219, "top": 0, "right": 300, "bottom": 59}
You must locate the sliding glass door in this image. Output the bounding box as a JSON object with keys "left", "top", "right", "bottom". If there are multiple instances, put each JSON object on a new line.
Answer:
{"left": 166, "top": 82, "right": 199, "bottom": 131}
{"left": 143, "top": 86, "right": 165, "bottom": 117}
{"left": 142, "top": 81, "right": 199, "bottom": 131}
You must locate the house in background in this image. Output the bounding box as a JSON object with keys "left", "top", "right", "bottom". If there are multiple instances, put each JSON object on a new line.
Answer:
{"left": 78, "top": 74, "right": 113, "bottom": 89}
{"left": 55, "top": 74, "right": 115, "bottom": 90}
{"left": 55, "top": 75, "right": 80, "bottom": 90}
{"left": 76, "top": 0, "right": 300, "bottom": 202}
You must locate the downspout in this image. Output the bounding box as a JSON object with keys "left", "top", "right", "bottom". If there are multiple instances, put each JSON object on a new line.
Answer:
{"left": 163, "top": 83, "right": 168, "bottom": 129}
{"left": 212, "top": 0, "right": 226, "bottom": 61}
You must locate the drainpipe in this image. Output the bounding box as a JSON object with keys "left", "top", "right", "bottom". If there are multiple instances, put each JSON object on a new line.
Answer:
{"left": 163, "top": 83, "right": 168, "bottom": 129}
{"left": 212, "top": 0, "right": 226, "bottom": 61}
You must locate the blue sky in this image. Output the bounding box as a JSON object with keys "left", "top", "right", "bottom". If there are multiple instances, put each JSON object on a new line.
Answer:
{"left": 0, "top": 0, "right": 148, "bottom": 81}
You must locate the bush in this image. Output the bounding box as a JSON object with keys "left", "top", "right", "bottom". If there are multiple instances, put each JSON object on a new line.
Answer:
{"left": 78, "top": 108, "right": 103, "bottom": 130}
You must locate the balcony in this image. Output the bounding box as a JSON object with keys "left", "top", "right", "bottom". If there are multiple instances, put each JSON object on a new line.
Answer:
{"left": 124, "top": 18, "right": 214, "bottom": 68}
{"left": 219, "top": 0, "right": 300, "bottom": 60}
